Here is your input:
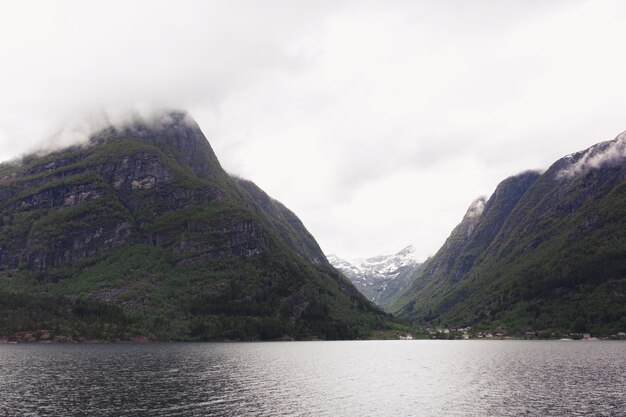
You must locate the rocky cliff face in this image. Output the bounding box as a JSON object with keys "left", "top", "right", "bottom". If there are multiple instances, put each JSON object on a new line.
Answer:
{"left": 391, "top": 133, "right": 626, "bottom": 335}
{"left": 90, "top": 112, "right": 227, "bottom": 181}
{"left": 0, "top": 111, "right": 385, "bottom": 341}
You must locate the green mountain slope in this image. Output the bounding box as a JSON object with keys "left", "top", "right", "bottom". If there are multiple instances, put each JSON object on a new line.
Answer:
{"left": 392, "top": 134, "right": 626, "bottom": 336}
{"left": 0, "top": 112, "right": 388, "bottom": 341}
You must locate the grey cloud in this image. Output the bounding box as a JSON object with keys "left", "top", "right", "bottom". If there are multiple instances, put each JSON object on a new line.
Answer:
{"left": 332, "top": 132, "right": 473, "bottom": 200}
{"left": 0, "top": 0, "right": 342, "bottom": 151}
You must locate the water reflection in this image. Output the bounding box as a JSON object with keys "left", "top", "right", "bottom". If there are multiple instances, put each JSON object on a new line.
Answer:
{"left": 0, "top": 341, "right": 624, "bottom": 416}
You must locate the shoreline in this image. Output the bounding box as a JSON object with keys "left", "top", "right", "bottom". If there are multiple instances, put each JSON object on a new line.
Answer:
{"left": 2, "top": 337, "right": 625, "bottom": 344}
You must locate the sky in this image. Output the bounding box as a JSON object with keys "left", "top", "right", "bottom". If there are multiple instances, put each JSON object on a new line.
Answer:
{"left": 2, "top": 0, "right": 626, "bottom": 261}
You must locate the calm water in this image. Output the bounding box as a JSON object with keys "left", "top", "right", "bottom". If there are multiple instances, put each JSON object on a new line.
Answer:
{"left": 0, "top": 341, "right": 624, "bottom": 416}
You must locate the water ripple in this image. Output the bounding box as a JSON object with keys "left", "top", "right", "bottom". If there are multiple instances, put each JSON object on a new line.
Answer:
{"left": 0, "top": 341, "right": 624, "bottom": 416}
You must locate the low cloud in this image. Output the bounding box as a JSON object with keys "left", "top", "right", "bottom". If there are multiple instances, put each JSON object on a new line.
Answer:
{"left": 464, "top": 197, "right": 487, "bottom": 220}
{"left": 13, "top": 106, "right": 194, "bottom": 162}
{"left": 0, "top": 0, "right": 339, "bottom": 154}
{"left": 557, "top": 132, "right": 626, "bottom": 179}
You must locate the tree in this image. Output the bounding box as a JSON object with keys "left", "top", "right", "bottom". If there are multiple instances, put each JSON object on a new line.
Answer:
{"left": 571, "top": 316, "right": 587, "bottom": 333}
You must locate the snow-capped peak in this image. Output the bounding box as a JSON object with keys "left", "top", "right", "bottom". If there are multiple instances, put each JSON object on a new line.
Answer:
{"left": 327, "top": 245, "right": 420, "bottom": 281}
{"left": 354, "top": 245, "right": 418, "bottom": 273}
{"left": 326, "top": 245, "right": 422, "bottom": 308}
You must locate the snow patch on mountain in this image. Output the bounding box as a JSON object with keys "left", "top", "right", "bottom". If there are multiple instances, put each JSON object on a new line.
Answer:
{"left": 327, "top": 246, "right": 422, "bottom": 308}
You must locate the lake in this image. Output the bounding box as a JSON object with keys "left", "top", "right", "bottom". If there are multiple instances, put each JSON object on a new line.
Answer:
{"left": 0, "top": 340, "right": 624, "bottom": 416}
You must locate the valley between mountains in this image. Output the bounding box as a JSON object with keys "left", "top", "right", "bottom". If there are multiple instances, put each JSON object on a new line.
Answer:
{"left": 1, "top": 112, "right": 625, "bottom": 341}
{"left": 333, "top": 133, "right": 626, "bottom": 338}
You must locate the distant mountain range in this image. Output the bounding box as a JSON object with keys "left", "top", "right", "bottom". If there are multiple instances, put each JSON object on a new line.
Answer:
{"left": 0, "top": 111, "right": 388, "bottom": 341}
{"left": 391, "top": 132, "right": 626, "bottom": 336}
{"left": 327, "top": 246, "right": 421, "bottom": 309}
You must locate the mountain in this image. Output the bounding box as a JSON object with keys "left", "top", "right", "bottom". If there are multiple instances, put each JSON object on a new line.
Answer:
{"left": 327, "top": 246, "right": 421, "bottom": 310}
{"left": 0, "top": 111, "right": 389, "bottom": 341}
{"left": 391, "top": 133, "right": 626, "bottom": 336}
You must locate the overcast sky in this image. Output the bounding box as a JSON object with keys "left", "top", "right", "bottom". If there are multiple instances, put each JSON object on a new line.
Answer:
{"left": 2, "top": 1, "right": 626, "bottom": 261}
